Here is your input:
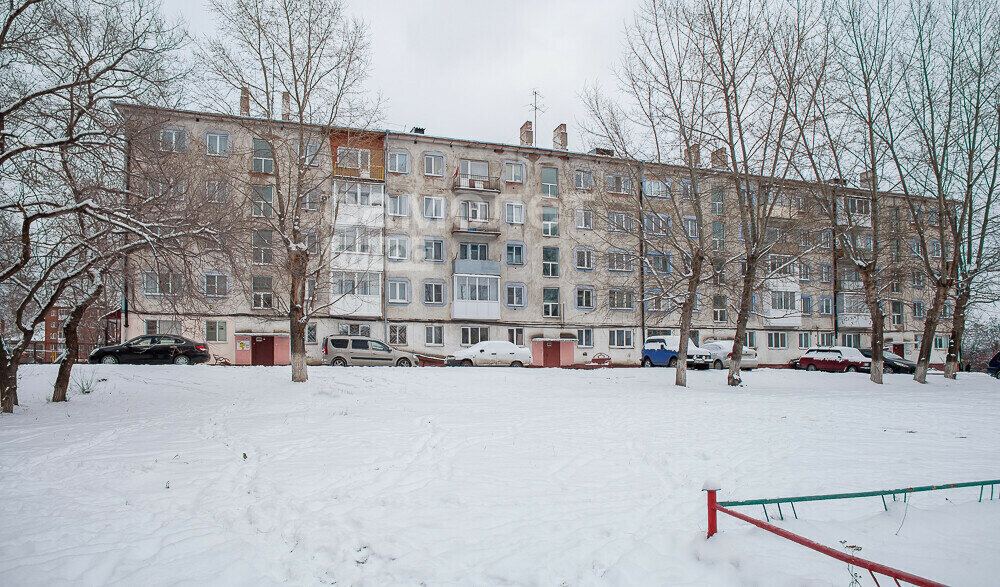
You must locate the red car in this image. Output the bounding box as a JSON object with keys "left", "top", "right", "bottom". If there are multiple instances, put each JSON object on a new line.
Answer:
{"left": 797, "top": 346, "right": 871, "bottom": 373}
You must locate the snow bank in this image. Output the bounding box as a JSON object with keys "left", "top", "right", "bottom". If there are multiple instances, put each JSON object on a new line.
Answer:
{"left": 1, "top": 366, "right": 998, "bottom": 585}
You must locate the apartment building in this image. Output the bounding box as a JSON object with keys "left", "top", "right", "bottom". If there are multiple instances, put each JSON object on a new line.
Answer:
{"left": 118, "top": 104, "right": 952, "bottom": 367}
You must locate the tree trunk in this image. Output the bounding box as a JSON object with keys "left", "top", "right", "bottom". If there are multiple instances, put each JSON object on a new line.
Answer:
{"left": 52, "top": 289, "right": 102, "bottom": 402}
{"left": 288, "top": 250, "right": 309, "bottom": 383}
{"left": 675, "top": 255, "right": 704, "bottom": 387}
{"left": 1, "top": 354, "right": 19, "bottom": 413}
{"left": 943, "top": 286, "right": 969, "bottom": 380}
{"left": 863, "top": 270, "right": 884, "bottom": 384}
{"left": 728, "top": 259, "right": 756, "bottom": 386}
{"left": 913, "top": 281, "right": 950, "bottom": 384}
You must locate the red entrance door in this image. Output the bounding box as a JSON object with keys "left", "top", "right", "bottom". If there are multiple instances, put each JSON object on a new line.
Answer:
{"left": 542, "top": 341, "right": 560, "bottom": 367}
{"left": 892, "top": 343, "right": 905, "bottom": 357}
{"left": 251, "top": 336, "right": 274, "bottom": 366}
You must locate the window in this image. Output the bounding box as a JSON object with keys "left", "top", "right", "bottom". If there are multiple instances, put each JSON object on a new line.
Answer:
{"left": 609, "top": 329, "right": 633, "bottom": 348}
{"left": 387, "top": 234, "right": 410, "bottom": 260}
{"left": 576, "top": 209, "right": 593, "bottom": 229}
{"left": 682, "top": 216, "right": 699, "bottom": 238}
{"left": 934, "top": 335, "right": 946, "bottom": 350}
{"left": 204, "top": 272, "right": 228, "bottom": 297}
{"left": 644, "top": 178, "right": 669, "bottom": 198}
{"left": 799, "top": 262, "right": 811, "bottom": 282}
{"left": 160, "top": 128, "right": 186, "bottom": 152}
{"left": 542, "top": 247, "right": 559, "bottom": 277}
{"left": 206, "top": 132, "right": 228, "bottom": 156}
{"left": 644, "top": 213, "right": 669, "bottom": 236}
{"left": 846, "top": 196, "right": 870, "bottom": 215}
{"left": 331, "top": 272, "right": 378, "bottom": 296}
{"left": 145, "top": 320, "right": 181, "bottom": 335}
{"left": 745, "top": 331, "right": 757, "bottom": 349}
{"left": 606, "top": 173, "right": 631, "bottom": 194}
{"left": 459, "top": 159, "right": 489, "bottom": 180}
{"left": 711, "top": 186, "right": 725, "bottom": 214}
{"left": 303, "top": 230, "right": 319, "bottom": 255}
{"left": 387, "top": 150, "right": 409, "bottom": 173}
{"left": 460, "top": 200, "right": 489, "bottom": 221}
{"left": 647, "top": 254, "right": 671, "bottom": 274}
{"left": 336, "top": 147, "right": 370, "bottom": 169}
{"left": 913, "top": 300, "right": 926, "bottom": 319}
{"left": 142, "top": 271, "right": 182, "bottom": 296}
{"left": 767, "top": 332, "right": 787, "bottom": 349}
{"left": 461, "top": 326, "right": 489, "bottom": 346}
{"left": 575, "top": 248, "right": 594, "bottom": 270}
{"left": 609, "top": 289, "right": 634, "bottom": 311}
{"left": 387, "top": 194, "right": 409, "bottom": 216}
{"left": 541, "top": 166, "right": 559, "bottom": 198}
{"left": 206, "top": 320, "right": 227, "bottom": 343}
{"left": 252, "top": 138, "right": 273, "bottom": 174}
{"left": 771, "top": 291, "right": 797, "bottom": 311}
{"left": 334, "top": 226, "right": 375, "bottom": 254}
{"left": 798, "top": 333, "right": 811, "bottom": 349}
{"left": 424, "top": 153, "right": 444, "bottom": 176}
{"left": 890, "top": 280, "right": 902, "bottom": 294}
{"left": 819, "top": 297, "right": 833, "bottom": 315}
{"left": 338, "top": 324, "right": 372, "bottom": 337}
{"left": 576, "top": 286, "right": 594, "bottom": 310}
{"left": 424, "top": 238, "right": 444, "bottom": 262}
{"left": 387, "top": 279, "right": 409, "bottom": 303}
{"left": 423, "top": 196, "right": 445, "bottom": 219}
{"left": 423, "top": 281, "right": 444, "bottom": 304}
{"left": 505, "top": 283, "right": 525, "bottom": 307}
{"left": 306, "top": 324, "right": 317, "bottom": 344}
{"left": 542, "top": 207, "right": 559, "bottom": 236}
{"left": 508, "top": 327, "right": 524, "bottom": 346}
{"left": 252, "top": 185, "right": 274, "bottom": 217}
{"left": 504, "top": 162, "right": 524, "bottom": 183}
{"left": 506, "top": 242, "right": 524, "bottom": 265}
{"left": 574, "top": 169, "right": 593, "bottom": 190}
{"left": 304, "top": 277, "right": 317, "bottom": 304}
{"left": 819, "top": 230, "right": 833, "bottom": 249}
{"left": 713, "top": 295, "right": 727, "bottom": 322}
{"left": 252, "top": 230, "right": 273, "bottom": 265}
{"left": 891, "top": 301, "right": 904, "bottom": 325}
{"left": 911, "top": 270, "right": 925, "bottom": 289}
{"left": 425, "top": 325, "right": 443, "bottom": 346}
{"left": 505, "top": 202, "right": 525, "bottom": 224}
{"left": 389, "top": 324, "right": 407, "bottom": 345}
{"left": 205, "top": 180, "right": 228, "bottom": 204}
{"left": 456, "top": 276, "right": 498, "bottom": 301}
{"left": 300, "top": 142, "right": 320, "bottom": 166}
{"left": 340, "top": 182, "right": 383, "bottom": 205}
{"left": 542, "top": 287, "right": 560, "bottom": 317}
{"left": 608, "top": 250, "right": 633, "bottom": 272}
{"left": 841, "top": 333, "right": 861, "bottom": 348}
{"left": 820, "top": 264, "right": 833, "bottom": 283}
{"left": 801, "top": 295, "right": 813, "bottom": 315}
{"left": 711, "top": 221, "right": 726, "bottom": 251}
{"left": 460, "top": 242, "right": 488, "bottom": 260}
{"left": 608, "top": 211, "right": 632, "bottom": 232}
{"left": 251, "top": 275, "right": 273, "bottom": 309}
{"left": 577, "top": 328, "right": 594, "bottom": 348}
{"left": 942, "top": 302, "right": 953, "bottom": 318}
{"left": 929, "top": 239, "right": 941, "bottom": 258}
{"left": 680, "top": 181, "right": 692, "bottom": 200}
{"left": 300, "top": 187, "right": 320, "bottom": 211}
{"left": 821, "top": 332, "right": 835, "bottom": 346}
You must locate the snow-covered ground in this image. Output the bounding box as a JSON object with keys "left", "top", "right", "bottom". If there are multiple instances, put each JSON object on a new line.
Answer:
{"left": 1, "top": 365, "right": 998, "bottom": 586}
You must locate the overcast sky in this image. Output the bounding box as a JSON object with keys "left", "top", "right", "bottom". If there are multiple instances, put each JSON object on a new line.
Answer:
{"left": 167, "top": 0, "right": 640, "bottom": 149}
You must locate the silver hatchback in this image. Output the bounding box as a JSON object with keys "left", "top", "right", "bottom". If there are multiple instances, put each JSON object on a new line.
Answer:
{"left": 323, "top": 336, "right": 417, "bottom": 367}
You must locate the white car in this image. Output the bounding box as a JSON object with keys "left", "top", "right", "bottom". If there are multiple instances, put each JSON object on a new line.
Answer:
{"left": 446, "top": 340, "right": 532, "bottom": 367}
{"left": 702, "top": 340, "right": 759, "bottom": 370}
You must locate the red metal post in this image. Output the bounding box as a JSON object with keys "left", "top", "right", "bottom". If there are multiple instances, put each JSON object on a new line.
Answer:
{"left": 706, "top": 489, "right": 718, "bottom": 538}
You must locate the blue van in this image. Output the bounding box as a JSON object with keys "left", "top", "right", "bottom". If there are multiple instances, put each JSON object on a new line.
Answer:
{"left": 641, "top": 335, "right": 712, "bottom": 368}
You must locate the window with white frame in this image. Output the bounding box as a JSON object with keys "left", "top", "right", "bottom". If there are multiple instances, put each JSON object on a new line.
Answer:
{"left": 331, "top": 271, "right": 378, "bottom": 296}
{"left": 713, "top": 295, "right": 727, "bottom": 322}
{"left": 609, "top": 329, "right": 633, "bottom": 348}
{"left": 574, "top": 169, "right": 593, "bottom": 190}
{"left": 252, "top": 138, "right": 273, "bottom": 173}
{"left": 460, "top": 200, "right": 489, "bottom": 221}
{"left": 846, "top": 196, "right": 871, "bottom": 215}
{"left": 542, "top": 247, "right": 559, "bottom": 277}
{"left": 543, "top": 287, "right": 560, "bottom": 317}
{"left": 387, "top": 150, "right": 409, "bottom": 173}
{"left": 576, "top": 286, "right": 594, "bottom": 310}
{"left": 306, "top": 323, "right": 317, "bottom": 344}
{"left": 507, "top": 327, "right": 524, "bottom": 346}
{"left": 771, "top": 291, "right": 797, "bottom": 311}
{"left": 301, "top": 142, "right": 320, "bottom": 166}
{"left": 304, "top": 277, "right": 317, "bottom": 305}
{"left": 425, "top": 325, "right": 443, "bottom": 346}
{"left": 934, "top": 335, "right": 946, "bottom": 350}
{"left": 644, "top": 178, "right": 669, "bottom": 198}
{"left": 205, "top": 179, "right": 228, "bottom": 204}
{"left": 682, "top": 216, "right": 699, "bottom": 238}
{"left": 461, "top": 326, "right": 489, "bottom": 346}
{"left": 143, "top": 271, "right": 182, "bottom": 295}
{"left": 647, "top": 254, "right": 670, "bottom": 274}
{"left": 389, "top": 324, "right": 407, "bottom": 345}
{"left": 942, "top": 302, "right": 953, "bottom": 318}
{"left": 644, "top": 213, "right": 669, "bottom": 236}
{"left": 819, "top": 297, "right": 833, "bottom": 314}
{"left": 799, "top": 262, "right": 811, "bottom": 282}
{"left": 252, "top": 185, "right": 274, "bottom": 217}
{"left": 423, "top": 281, "right": 444, "bottom": 304}
{"left": 336, "top": 147, "right": 370, "bottom": 169}
{"left": 605, "top": 172, "right": 631, "bottom": 194}
{"left": 505, "top": 202, "right": 525, "bottom": 224}
{"left": 160, "top": 128, "right": 186, "bottom": 152}
{"left": 206, "top": 320, "right": 227, "bottom": 342}
{"left": 541, "top": 166, "right": 559, "bottom": 197}
{"left": 745, "top": 331, "right": 757, "bottom": 348}
{"left": 424, "top": 153, "right": 444, "bottom": 176}
{"left": 146, "top": 319, "right": 182, "bottom": 335}
{"left": 711, "top": 186, "right": 724, "bottom": 214}
{"left": 891, "top": 300, "right": 904, "bottom": 325}
{"left": 424, "top": 238, "right": 444, "bottom": 262}
{"left": 204, "top": 272, "right": 228, "bottom": 297}
{"left": 576, "top": 209, "right": 593, "bottom": 229}
{"left": 251, "top": 275, "right": 274, "bottom": 308}
{"left": 504, "top": 162, "right": 524, "bottom": 183}
{"left": 456, "top": 276, "right": 499, "bottom": 301}
{"left": 423, "top": 196, "right": 445, "bottom": 219}
{"left": 506, "top": 242, "right": 524, "bottom": 265}
{"left": 913, "top": 300, "right": 926, "bottom": 319}
{"left": 338, "top": 323, "right": 372, "bottom": 336}
{"left": 608, "top": 250, "right": 633, "bottom": 272}
{"left": 711, "top": 221, "right": 726, "bottom": 250}
{"left": 300, "top": 187, "right": 320, "bottom": 211}
{"left": 820, "top": 264, "right": 833, "bottom": 283}
{"left": 577, "top": 328, "right": 593, "bottom": 348}
{"left": 542, "top": 207, "right": 559, "bottom": 236}
{"left": 334, "top": 226, "right": 375, "bottom": 253}
{"left": 339, "top": 182, "right": 383, "bottom": 205}
{"left": 252, "top": 230, "right": 273, "bottom": 265}
{"left": 801, "top": 295, "right": 813, "bottom": 315}
{"left": 459, "top": 242, "right": 488, "bottom": 260}
{"left": 387, "top": 234, "right": 410, "bottom": 260}
{"left": 505, "top": 283, "right": 525, "bottom": 307}
{"left": 459, "top": 159, "right": 489, "bottom": 180}
{"left": 767, "top": 332, "right": 787, "bottom": 349}
{"left": 576, "top": 248, "right": 594, "bottom": 270}
{"left": 798, "top": 332, "right": 811, "bottom": 349}
{"left": 205, "top": 132, "right": 228, "bottom": 156}
{"left": 609, "top": 289, "right": 634, "bottom": 311}
{"left": 387, "top": 279, "right": 409, "bottom": 303}
{"left": 303, "top": 230, "right": 319, "bottom": 255}
{"left": 820, "top": 332, "right": 835, "bottom": 346}
{"left": 607, "top": 211, "right": 631, "bottom": 232}
{"left": 911, "top": 270, "right": 925, "bottom": 289}
{"left": 387, "top": 193, "right": 409, "bottom": 216}
{"left": 841, "top": 333, "right": 861, "bottom": 348}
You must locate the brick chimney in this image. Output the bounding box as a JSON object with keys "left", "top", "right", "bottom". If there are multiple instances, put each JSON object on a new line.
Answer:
{"left": 710, "top": 147, "right": 728, "bottom": 169}
{"left": 239, "top": 87, "right": 250, "bottom": 117}
{"left": 520, "top": 121, "right": 533, "bottom": 147}
{"left": 281, "top": 92, "right": 291, "bottom": 121}
{"left": 553, "top": 123, "right": 568, "bottom": 150}
{"left": 683, "top": 144, "right": 701, "bottom": 167}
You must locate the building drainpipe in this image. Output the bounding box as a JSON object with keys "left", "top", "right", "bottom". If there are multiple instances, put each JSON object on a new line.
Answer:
{"left": 382, "top": 131, "right": 389, "bottom": 342}
{"left": 831, "top": 194, "right": 840, "bottom": 343}
{"left": 637, "top": 162, "right": 647, "bottom": 344}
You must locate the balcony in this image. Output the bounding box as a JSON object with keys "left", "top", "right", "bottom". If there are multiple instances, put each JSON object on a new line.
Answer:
{"left": 332, "top": 164, "right": 385, "bottom": 182}
{"left": 452, "top": 217, "right": 501, "bottom": 237}
{"left": 452, "top": 174, "right": 501, "bottom": 194}
{"left": 453, "top": 259, "right": 501, "bottom": 276}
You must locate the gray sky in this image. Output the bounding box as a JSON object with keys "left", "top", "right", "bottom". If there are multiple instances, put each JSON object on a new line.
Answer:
{"left": 167, "top": 0, "right": 640, "bottom": 149}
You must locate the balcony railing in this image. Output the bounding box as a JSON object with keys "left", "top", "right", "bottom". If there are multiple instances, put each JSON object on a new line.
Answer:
{"left": 452, "top": 174, "right": 501, "bottom": 193}
{"left": 452, "top": 217, "right": 500, "bottom": 236}
{"left": 332, "top": 164, "right": 385, "bottom": 182}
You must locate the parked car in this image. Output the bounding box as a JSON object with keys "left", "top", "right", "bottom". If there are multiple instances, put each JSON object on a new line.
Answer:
{"left": 988, "top": 351, "right": 1000, "bottom": 379}
{"left": 701, "top": 340, "right": 759, "bottom": 370}
{"left": 859, "top": 348, "right": 916, "bottom": 374}
{"left": 796, "top": 346, "right": 871, "bottom": 373}
{"left": 323, "top": 336, "right": 417, "bottom": 367}
{"left": 88, "top": 335, "right": 210, "bottom": 365}
{"left": 641, "top": 336, "right": 712, "bottom": 369}
{"left": 446, "top": 340, "right": 532, "bottom": 367}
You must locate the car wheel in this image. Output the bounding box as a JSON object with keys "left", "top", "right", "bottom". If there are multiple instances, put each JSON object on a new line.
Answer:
{"left": 641, "top": 357, "right": 653, "bottom": 367}
{"left": 396, "top": 357, "right": 412, "bottom": 367}
{"left": 846, "top": 365, "right": 857, "bottom": 373}
{"left": 510, "top": 361, "right": 523, "bottom": 368}
{"left": 884, "top": 366, "right": 894, "bottom": 374}
{"left": 173, "top": 354, "right": 191, "bottom": 365}
{"left": 331, "top": 357, "right": 347, "bottom": 367}
{"left": 461, "top": 359, "right": 474, "bottom": 367}
{"left": 713, "top": 359, "right": 724, "bottom": 370}
{"left": 100, "top": 355, "right": 118, "bottom": 365}
{"left": 806, "top": 364, "right": 817, "bottom": 372}
{"left": 668, "top": 357, "right": 678, "bottom": 368}
{"left": 993, "top": 370, "right": 1000, "bottom": 379}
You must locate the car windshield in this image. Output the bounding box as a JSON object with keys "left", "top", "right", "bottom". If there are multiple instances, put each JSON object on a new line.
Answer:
{"left": 884, "top": 351, "right": 904, "bottom": 361}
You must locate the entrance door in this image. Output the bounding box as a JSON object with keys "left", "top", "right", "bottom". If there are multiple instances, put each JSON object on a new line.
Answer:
{"left": 542, "top": 341, "right": 560, "bottom": 367}
{"left": 251, "top": 336, "right": 274, "bottom": 366}
{"left": 892, "top": 343, "right": 905, "bottom": 357}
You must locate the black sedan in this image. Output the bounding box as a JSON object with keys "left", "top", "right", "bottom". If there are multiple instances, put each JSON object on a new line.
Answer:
{"left": 89, "top": 335, "right": 210, "bottom": 365}
{"left": 860, "top": 349, "right": 916, "bottom": 374}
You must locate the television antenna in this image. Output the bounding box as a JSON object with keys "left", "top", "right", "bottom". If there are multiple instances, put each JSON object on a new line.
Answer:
{"left": 526, "top": 89, "right": 547, "bottom": 146}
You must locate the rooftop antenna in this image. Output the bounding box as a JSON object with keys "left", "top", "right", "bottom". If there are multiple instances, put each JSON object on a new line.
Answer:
{"left": 526, "top": 89, "right": 547, "bottom": 147}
